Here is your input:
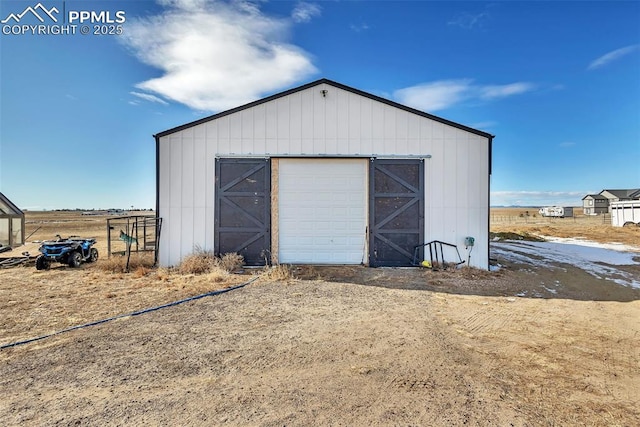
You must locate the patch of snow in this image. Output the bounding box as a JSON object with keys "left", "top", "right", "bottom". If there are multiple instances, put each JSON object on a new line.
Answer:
{"left": 491, "top": 240, "right": 640, "bottom": 289}
{"left": 489, "top": 264, "right": 501, "bottom": 272}
{"left": 540, "top": 236, "right": 640, "bottom": 253}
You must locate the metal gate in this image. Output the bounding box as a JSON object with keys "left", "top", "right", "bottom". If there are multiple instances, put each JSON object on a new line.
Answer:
{"left": 369, "top": 159, "right": 424, "bottom": 267}
{"left": 215, "top": 158, "right": 271, "bottom": 266}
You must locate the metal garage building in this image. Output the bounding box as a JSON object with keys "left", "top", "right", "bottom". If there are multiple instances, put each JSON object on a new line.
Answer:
{"left": 154, "top": 79, "right": 493, "bottom": 269}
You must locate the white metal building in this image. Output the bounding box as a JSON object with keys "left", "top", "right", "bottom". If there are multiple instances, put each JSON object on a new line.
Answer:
{"left": 154, "top": 79, "right": 493, "bottom": 269}
{"left": 611, "top": 200, "right": 640, "bottom": 227}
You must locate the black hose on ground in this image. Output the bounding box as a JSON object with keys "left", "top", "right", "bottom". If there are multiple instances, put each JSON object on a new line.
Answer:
{"left": 1, "top": 276, "right": 259, "bottom": 350}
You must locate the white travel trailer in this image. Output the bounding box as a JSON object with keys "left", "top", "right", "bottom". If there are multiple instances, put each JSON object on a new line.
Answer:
{"left": 538, "top": 206, "right": 573, "bottom": 218}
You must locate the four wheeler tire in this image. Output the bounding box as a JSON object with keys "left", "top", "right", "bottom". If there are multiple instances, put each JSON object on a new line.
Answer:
{"left": 87, "top": 248, "right": 99, "bottom": 263}
{"left": 68, "top": 251, "right": 82, "bottom": 268}
{"left": 35, "top": 255, "right": 50, "bottom": 270}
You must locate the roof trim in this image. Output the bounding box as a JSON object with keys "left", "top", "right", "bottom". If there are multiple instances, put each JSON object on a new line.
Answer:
{"left": 154, "top": 78, "right": 494, "bottom": 140}
{"left": 0, "top": 192, "right": 24, "bottom": 216}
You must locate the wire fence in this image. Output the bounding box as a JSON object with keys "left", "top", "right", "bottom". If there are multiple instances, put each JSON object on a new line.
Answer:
{"left": 490, "top": 213, "right": 611, "bottom": 226}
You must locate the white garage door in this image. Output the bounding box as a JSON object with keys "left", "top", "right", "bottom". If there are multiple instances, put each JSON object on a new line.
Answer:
{"left": 278, "top": 159, "right": 367, "bottom": 264}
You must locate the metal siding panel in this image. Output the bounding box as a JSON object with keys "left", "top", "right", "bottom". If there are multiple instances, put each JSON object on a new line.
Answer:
{"left": 299, "top": 138, "right": 315, "bottom": 155}
{"left": 240, "top": 138, "right": 254, "bottom": 154}
{"left": 408, "top": 114, "right": 420, "bottom": 139}
{"left": 407, "top": 137, "right": 421, "bottom": 155}
{"left": 217, "top": 116, "right": 230, "bottom": 139}
{"left": 337, "top": 89, "right": 349, "bottom": 141}
{"left": 217, "top": 116, "right": 230, "bottom": 154}
{"left": 169, "top": 206, "right": 182, "bottom": 266}
{"left": 301, "top": 92, "right": 314, "bottom": 140}
{"left": 468, "top": 139, "right": 484, "bottom": 208}
{"left": 265, "top": 102, "right": 278, "bottom": 139}
{"left": 253, "top": 104, "right": 266, "bottom": 139}
{"left": 181, "top": 138, "right": 195, "bottom": 208}
{"left": 429, "top": 139, "right": 445, "bottom": 208}
{"left": 313, "top": 85, "right": 326, "bottom": 141}
{"left": 396, "top": 110, "right": 408, "bottom": 139}
{"left": 194, "top": 124, "right": 205, "bottom": 138}
{"left": 158, "top": 137, "right": 172, "bottom": 266}
{"left": 229, "top": 113, "right": 242, "bottom": 139}
{"left": 325, "top": 136, "right": 338, "bottom": 154}
{"left": 169, "top": 137, "right": 182, "bottom": 208}
{"left": 371, "top": 101, "right": 385, "bottom": 139}
{"left": 325, "top": 86, "right": 337, "bottom": 142}
{"left": 456, "top": 139, "right": 469, "bottom": 208}
{"left": 159, "top": 138, "right": 171, "bottom": 212}
{"left": 383, "top": 105, "right": 396, "bottom": 140}
{"left": 277, "top": 97, "right": 289, "bottom": 140}
{"left": 442, "top": 139, "right": 458, "bottom": 208}
{"left": 181, "top": 207, "right": 194, "bottom": 258}
{"left": 194, "top": 138, "right": 207, "bottom": 208}
{"left": 420, "top": 117, "right": 433, "bottom": 140}
{"left": 241, "top": 108, "right": 254, "bottom": 139}
{"left": 289, "top": 92, "right": 302, "bottom": 140}
{"left": 360, "top": 97, "right": 373, "bottom": 140}
{"left": 205, "top": 145, "right": 215, "bottom": 251}
{"left": 348, "top": 93, "right": 361, "bottom": 153}
{"left": 193, "top": 207, "right": 207, "bottom": 250}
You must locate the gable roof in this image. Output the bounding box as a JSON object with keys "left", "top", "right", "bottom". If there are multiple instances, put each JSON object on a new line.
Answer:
{"left": 155, "top": 78, "right": 494, "bottom": 140}
{"left": 0, "top": 192, "right": 23, "bottom": 216}
{"left": 582, "top": 194, "right": 608, "bottom": 200}
{"left": 600, "top": 189, "right": 640, "bottom": 199}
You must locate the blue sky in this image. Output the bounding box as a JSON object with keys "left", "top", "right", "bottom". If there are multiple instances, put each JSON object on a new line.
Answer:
{"left": 1, "top": 0, "right": 639, "bottom": 209}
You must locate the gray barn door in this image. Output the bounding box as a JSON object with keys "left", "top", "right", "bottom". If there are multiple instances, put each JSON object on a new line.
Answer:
{"left": 215, "top": 158, "right": 270, "bottom": 266}
{"left": 369, "top": 159, "right": 424, "bottom": 267}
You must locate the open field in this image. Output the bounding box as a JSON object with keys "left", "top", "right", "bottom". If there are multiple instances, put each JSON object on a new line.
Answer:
{"left": 1, "top": 209, "right": 639, "bottom": 425}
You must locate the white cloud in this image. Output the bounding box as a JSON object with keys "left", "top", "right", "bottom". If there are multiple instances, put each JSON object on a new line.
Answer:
{"left": 393, "top": 79, "right": 473, "bottom": 111}
{"left": 588, "top": 44, "right": 640, "bottom": 70}
{"left": 130, "top": 91, "right": 169, "bottom": 105}
{"left": 393, "top": 79, "right": 535, "bottom": 112}
{"left": 480, "top": 83, "right": 535, "bottom": 99}
{"left": 291, "top": 2, "right": 321, "bottom": 23}
{"left": 120, "top": 0, "right": 317, "bottom": 112}
{"left": 491, "top": 191, "right": 587, "bottom": 207}
{"left": 448, "top": 11, "right": 490, "bottom": 29}
{"left": 350, "top": 22, "right": 369, "bottom": 32}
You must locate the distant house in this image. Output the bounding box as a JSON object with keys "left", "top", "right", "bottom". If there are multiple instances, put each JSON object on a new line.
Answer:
{"left": 0, "top": 192, "right": 24, "bottom": 248}
{"left": 600, "top": 189, "right": 640, "bottom": 204}
{"left": 582, "top": 188, "right": 640, "bottom": 215}
{"left": 582, "top": 194, "right": 609, "bottom": 215}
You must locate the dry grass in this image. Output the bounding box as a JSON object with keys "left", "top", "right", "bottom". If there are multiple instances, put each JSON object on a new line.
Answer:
{"left": 179, "top": 248, "right": 218, "bottom": 275}
{"left": 97, "top": 253, "right": 156, "bottom": 273}
{"left": 490, "top": 208, "right": 640, "bottom": 248}
{"left": 260, "top": 264, "right": 294, "bottom": 282}
{"left": 178, "top": 249, "right": 245, "bottom": 275}
{"left": 218, "top": 252, "right": 244, "bottom": 272}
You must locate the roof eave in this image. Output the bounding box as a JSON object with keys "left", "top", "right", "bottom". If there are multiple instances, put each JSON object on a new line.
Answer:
{"left": 154, "top": 78, "right": 494, "bottom": 140}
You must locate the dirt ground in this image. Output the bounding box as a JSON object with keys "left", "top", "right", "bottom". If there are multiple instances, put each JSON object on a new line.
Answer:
{"left": 1, "top": 210, "right": 639, "bottom": 426}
